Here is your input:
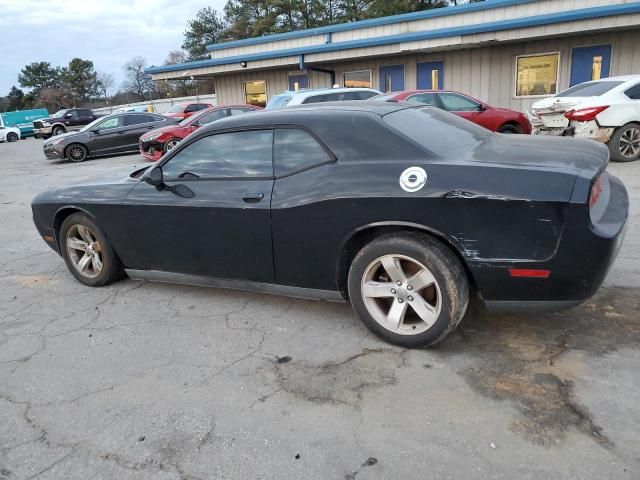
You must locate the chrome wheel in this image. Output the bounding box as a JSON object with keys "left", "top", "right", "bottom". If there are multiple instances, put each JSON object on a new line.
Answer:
{"left": 65, "top": 225, "right": 103, "bottom": 278}
{"left": 68, "top": 145, "right": 86, "bottom": 162}
{"left": 165, "top": 139, "right": 179, "bottom": 152}
{"left": 361, "top": 254, "right": 442, "bottom": 335}
{"left": 619, "top": 127, "right": 640, "bottom": 159}
{"left": 52, "top": 127, "right": 65, "bottom": 136}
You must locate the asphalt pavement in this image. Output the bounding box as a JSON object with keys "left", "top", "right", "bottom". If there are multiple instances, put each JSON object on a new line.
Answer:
{"left": 1, "top": 138, "right": 639, "bottom": 479}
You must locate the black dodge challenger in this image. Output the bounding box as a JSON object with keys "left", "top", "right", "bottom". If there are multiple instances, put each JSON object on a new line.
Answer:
{"left": 32, "top": 103, "right": 629, "bottom": 347}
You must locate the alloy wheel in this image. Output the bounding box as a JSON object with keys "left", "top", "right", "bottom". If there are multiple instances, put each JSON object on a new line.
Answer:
{"left": 68, "top": 146, "right": 85, "bottom": 161}
{"left": 619, "top": 127, "right": 640, "bottom": 159}
{"left": 361, "top": 254, "right": 442, "bottom": 335}
{"left": 166, "top": 140, "right": 179, "bottom": 151}
{"left": 65, "top": 225, "right": 103, "bottom": 278}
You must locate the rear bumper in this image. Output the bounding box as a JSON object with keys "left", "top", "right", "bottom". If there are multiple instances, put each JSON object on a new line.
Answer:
{"left": 473, "top": 174, "right": 628, "bottom": 310}
{"left": 532, "top": 120, "right": 614, "bottom": 143}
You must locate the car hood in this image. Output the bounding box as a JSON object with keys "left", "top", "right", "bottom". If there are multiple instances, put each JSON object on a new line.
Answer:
{"left": 531, "top": 96, "right": 594, "bottom": 114}
{"left": 43, "top": 130, "right": 83, "bottom": 145}
{"left": 141, "top": 124, "right": 190, "bottom": 140}
{"left": 471, "top": 133, "right": 608, "bottom": 177}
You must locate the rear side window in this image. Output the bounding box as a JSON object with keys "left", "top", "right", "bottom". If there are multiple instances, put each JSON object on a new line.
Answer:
{"left": 302, "top": 94, "right": 332, "bottom": 104}
{"left": 124, "top": 114, "right": 156, "bottom": 126}
{"left": 163, "top": 130, "right": 273, "bottom": 180}
{"left": 195, "top": 110, "right": 227, "bottom": 125}
{"left": 406, "top": 93, "right": 438, "bottom": 106}
{"left": 274, "top": 129, "right": 332, "bottom": 176}
{"left": 438, "top": 93, "right": 481, "bottom": 112}
{"left": 557, "top": 81, "right": 624, "bottom": 97}
{"left": 624, "top": 83, "right": 640, "bottom": 100}
{"left": 384, "top": 107, "right": 491, "bottom": 157}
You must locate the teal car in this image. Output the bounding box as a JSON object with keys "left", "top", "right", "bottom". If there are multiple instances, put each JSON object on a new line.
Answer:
{"left": 0, "top": 109, "right": 49, "bottom": 138}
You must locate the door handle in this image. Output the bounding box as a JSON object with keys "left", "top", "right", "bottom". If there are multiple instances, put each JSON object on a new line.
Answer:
{"left": 243, "top": 193, "right": 264, "bottom": 203}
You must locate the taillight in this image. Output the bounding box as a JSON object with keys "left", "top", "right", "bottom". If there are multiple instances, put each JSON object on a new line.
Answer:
{"left": 564, "top": 106, "right": 609, "bottom": 122}
{"left": 589, "top": 176, "right": 603, "bottom": 209}
{"left": 589, "top": 173, "right": 611, "bottom": 225}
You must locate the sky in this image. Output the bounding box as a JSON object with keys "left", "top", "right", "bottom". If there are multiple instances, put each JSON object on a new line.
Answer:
{"left": 0, "top": 0, "right": 227, "bottom": 95}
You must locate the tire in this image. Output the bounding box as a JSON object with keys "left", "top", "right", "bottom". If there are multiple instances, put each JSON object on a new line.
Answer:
{"left": 348, "top": 232, "right": 469, "bottom": 348}
{"left": 498, "top": 124, "right": 520, "bottom": 134}
{"left": 52, "top": 126, "right": 66, "bottom": 136}
{"left": 609, "top": 123, "right": 640, "bottom": 162}
{"left": 59, "top": 213, "right": 123, "bottom": 287}
{"left": 6, "top": 132, "right": 19, "bottom": 142}
{"left": 65, "top": 143, "right": 88, "bottom": 162}
{"left": 163, "top": 138, "right": 181, "bottom": 154}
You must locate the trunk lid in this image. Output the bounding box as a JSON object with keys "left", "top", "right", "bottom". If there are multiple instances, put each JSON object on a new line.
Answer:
{"left": 531, "top": 96, "right": 593, "bottom": 128}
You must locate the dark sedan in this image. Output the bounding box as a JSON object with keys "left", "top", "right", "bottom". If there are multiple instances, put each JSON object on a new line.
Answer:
{"left": 31, "top": 103, "right": 628, "bottom": 347}
{"left": 42, "top": 112, "right": 177, "bottom": 162}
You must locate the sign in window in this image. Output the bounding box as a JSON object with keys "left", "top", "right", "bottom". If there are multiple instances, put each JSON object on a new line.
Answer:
{"left": 515, "top": 53, "right": 559, "bottom": 97}
{"left": 244, "top": 80, "right": 267, "bottom": 107}
{"left": 344, "top": 71, "right": 371, "bottom": 88}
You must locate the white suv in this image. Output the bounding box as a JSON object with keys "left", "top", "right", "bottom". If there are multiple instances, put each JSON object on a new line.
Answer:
{"left": 531, "top": 75, "right": 640, "bottom": 162}
{"left": 266, "top": 87, "right": 382, "bottom": 109}
{"left": 0, "top": 120, "right": 21, "bottom": 143}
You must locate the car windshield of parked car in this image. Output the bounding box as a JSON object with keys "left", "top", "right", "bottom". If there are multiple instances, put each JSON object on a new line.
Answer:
{"left": 162, "top": 130, "right": 274, "bottom": 179}
{"left": 266, "top": 94, "right": 292, "bottom": 109}
{"left": 384, "top": 107, "right": 491, "bottom": 157}
{"left": 53, "top": 109, "right": 68, "bottom": 117}
{"left": 165, "top": 105, "right": 187, "bottom": 114}
{"left": 556, "top": 81, "right": 625, "bottom": 97}
{"left": 80, "top": 117, "right": 105, "bottom": 132}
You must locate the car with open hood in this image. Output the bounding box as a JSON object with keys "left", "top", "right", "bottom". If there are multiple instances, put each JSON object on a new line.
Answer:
{"left": 32, "top": 103, "right": 628, "bottom": 348}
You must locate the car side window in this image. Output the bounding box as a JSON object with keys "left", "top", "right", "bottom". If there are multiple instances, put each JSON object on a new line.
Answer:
{"left": 274, "top": 128, "right": 332, "bottom": 176}
{"left": 302, "top": 94, "right": 330, "bottom": 104}
{"left": 68, "top": 110, "right": 79, "bottom": 119}
{"left": 184, "top": 105, "right": 198, "bottom": 113}
{"left": 96, "top": 116, "right": 122, "bottom": 130}
{"left": 162, "top": 130, "right": 274, "bottom": 180}
{"left": 406, "top": 93, "right": 438, "bottom": 106}
{"left": 124, "top": 114, "right": 155, "bottom": 126}
{"left": 438, "top": 93, "right": 482, "bottom": 112}
{"left": 79, "top": 109, "right": 92, "bottom": 118}
{"left": 229, "top": 108, "right": 254, "bottom": 116}
{"left": 196, "top": 104, "right": 210, "bottom": 111}
{"left": 624, "top": 83, "right": 640, "bottom": 100}
{"left": 194, "top": 110, "right": 227, "bottom": 125}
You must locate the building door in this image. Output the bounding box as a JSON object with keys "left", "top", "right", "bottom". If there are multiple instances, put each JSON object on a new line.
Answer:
{"left": 288, "top": 74, "right": 309, "bottom": 91}
{"left": 417, "top": 61, "right": 444, "bottom": 90}
{"left": 379, "top": 65, "right": 405, "bottom": 93}
{"left": 570, "top": 45, "right": 612, "bottom": 86}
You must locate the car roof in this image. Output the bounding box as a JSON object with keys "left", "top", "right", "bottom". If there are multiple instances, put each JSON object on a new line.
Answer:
{"left": 276, "top": 87, "right": 381, "bottom": 98}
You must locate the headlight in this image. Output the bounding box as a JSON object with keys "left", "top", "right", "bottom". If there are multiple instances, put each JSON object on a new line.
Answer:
{"left": 143, "top": 133, "right": 162, "bottom": 142}
{"left": 41, "top": 121, "right": 50, "bottom": 127}
{"left": 50, "top": 138, "right": 65, "bottom": 145}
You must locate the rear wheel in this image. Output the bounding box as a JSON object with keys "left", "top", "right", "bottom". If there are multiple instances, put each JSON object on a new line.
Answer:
{"left": 498, "top": 124, "right": 520, "bottom": 134}
{"left": 52, "top": 126, "right": 66, "bottom": 136}
{"left": 6, "top": 132, "right": 18, "bottom": 142}
{"left": 163, "top": 138, "right": 180, "bottom": 154}
{"left": 609, "top": 123, "right": 640, "bottom": 162}
{"left": 60, "top": 213, "right": 123, "bottom": 287}
{"left": 348, "top": 233, "right": 469, "bottom": 348}
{"left": 66, "top": 144, "right": 88, "bottom": 162}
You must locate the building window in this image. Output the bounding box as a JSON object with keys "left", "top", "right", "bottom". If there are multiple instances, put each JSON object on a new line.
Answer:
{"left": 344, "top": 70, "right": 371, "bottom": 88}
{"left": 244, "top": 80, "right": 267, "bottom": 107}
{"left": 515, "top": 53, "right": 559, "bottom": 97}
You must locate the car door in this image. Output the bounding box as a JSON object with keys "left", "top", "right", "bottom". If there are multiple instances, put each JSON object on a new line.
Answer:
{"left": 122, "top": 129, "right": 275, "bottom": 282}
{"left": 122, "top": 114, "right": 161, "bottom": 151}
{"left": 437, "top": 92, "right": 487, "bottom": 127}
{"left": 87, "top": 116, "right": 126, "bottom": 155}
{"left": 404, "top": 92, "right": 440, "bottom": 108}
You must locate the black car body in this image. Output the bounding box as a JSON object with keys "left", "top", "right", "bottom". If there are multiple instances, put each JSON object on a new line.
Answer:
{"left": 33, "top": 108, "right": 101, "bottom": 138}
{"left": 31, "top": 103, "right": 628, "bottom": 347}
{"left": 43, "top": 112, "right": 178, "bottom": 162}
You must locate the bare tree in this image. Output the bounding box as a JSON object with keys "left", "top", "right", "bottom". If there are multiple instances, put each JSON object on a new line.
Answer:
{"left": 96, "top": 71, "right": 115, "bottom": 102}
{"left": 122, "top": 57, "right": 155, "bottom": 99}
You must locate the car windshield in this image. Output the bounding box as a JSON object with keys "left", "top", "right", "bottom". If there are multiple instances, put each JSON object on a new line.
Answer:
{"left": 53, "top": 109, "right": 68, "bottom": 117}
{"left": 384, "top": 106, "right": 491, "bottom": 157}
{"left": 371, "top": 94, "right": 397, "bottom": 102}
{"left": 165, "top": 105, "right": 186, "bottom": 113}
{"left": 556, "top": 81, "right": 625, "bottom": 98}
{"left": 80, "top": 116, "right": 107, "bottom": 132}
{"left": 179, "top": 110, "right": 208, "bottom": 126}
{"left": 266, "top": 94, "right": 292, "bottom": 109}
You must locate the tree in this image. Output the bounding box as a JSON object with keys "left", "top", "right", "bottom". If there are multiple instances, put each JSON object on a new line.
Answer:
{"left": 7, "top": 86, "right": 25, "bottom": 111}
{"left": 18, "top": 62, "right": 60, "bottom": 96}
{"left": 59, "top": 58, "right": 99, "bottom": 105}
{"left": 122, "top": 56, "right": 155, "bottom": 99}
{"left": 182, "top": 7, "right": 226, "bottom": 60}
{"left": 96, "top": 72, "right": 115, "bottom": 102}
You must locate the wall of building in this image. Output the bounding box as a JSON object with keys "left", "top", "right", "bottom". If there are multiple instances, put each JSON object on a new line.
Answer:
{"left": 212, "top": 29, "right": 640, "bottom": 113}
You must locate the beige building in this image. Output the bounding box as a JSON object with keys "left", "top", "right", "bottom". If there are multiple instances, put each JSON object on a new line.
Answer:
{"left": 147, "top": 0, "right": 640, "bottom": 112}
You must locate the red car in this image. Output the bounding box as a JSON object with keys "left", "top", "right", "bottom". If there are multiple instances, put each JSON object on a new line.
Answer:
{"left": 375, "top": 90, "right": 531, "bottom": 134}
{"left": 162, "top": 102, "right": 215, "bottom": 120}
{"left": 139, "top": 105, "right": 261, "bottom": 161}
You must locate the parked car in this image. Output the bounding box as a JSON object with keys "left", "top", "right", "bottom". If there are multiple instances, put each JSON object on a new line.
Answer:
{"left": 33, "top": 108, "right": 102, "bottom": 139}
{"left": 31, "top": 103, "right": 628, "bottom": 348}
{"left": 139, "top": 105, "right": 261, "bottom": 161}
{"left": 266, "top": 87, "right": 382, "bottom": 108}
{"left": 1, "top": 108, "right": 49, "bottom": 138}
{"left": 0, "top": 116, "right": 21, "bottom": 143}
{"left": 530, "top": 75, "right": 640, "bottom": 162}
{"left": 115, "top": 105, "right": 156, "bottom": 113}
{"left": 375, "top": 90, "right": 532, "bottom": 133}
{"left": 162, "top": 102, "right": 214, "bottom": 120}
{"left": 42, "top": 112, "right": 177, "bottom": 162}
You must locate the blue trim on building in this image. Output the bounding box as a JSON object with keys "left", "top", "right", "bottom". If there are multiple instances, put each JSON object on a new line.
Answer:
{"left": 205, "top": 0, "right": 537, "bottom": 52}
{"left": 146, "top": 2, "right": 640, "bottom": 75}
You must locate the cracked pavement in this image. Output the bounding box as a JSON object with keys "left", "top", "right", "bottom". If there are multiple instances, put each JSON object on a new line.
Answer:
{"left": 1, "top": 139, "right": 639, "bottom": 479}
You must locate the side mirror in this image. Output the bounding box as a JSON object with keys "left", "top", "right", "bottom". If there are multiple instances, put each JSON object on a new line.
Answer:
{"left": 91, "top": 129, "right": 100, "bottom": 135}
{"left": 64, "top": 113, "right": 73, "bottom": 119}
{"left": 144, "top": 167, "right": 164, "bottom": 189}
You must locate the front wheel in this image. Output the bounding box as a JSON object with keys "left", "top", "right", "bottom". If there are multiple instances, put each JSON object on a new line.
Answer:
{"left": 498, "top": 124, "right": 521, "bottom": 134}
{"left": 52, "top": 126, "right": 65, "bottom": 136}
{"left": 163, "top": 138, "right": 180, "bottom": 154}
{"left": 60, "top": 213, "right": 123, "bottom": 287}
{"left": 609, "top": 123, "right": 640, "bottom": 162}
{"left": 348, "top": 233, "right": 469, "bottom": 348}
{"left": 66, "top": 144, "right": 88, "bottom": 162}
{"left": 6, "top": 132, "right": 19, "bottom": 142}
